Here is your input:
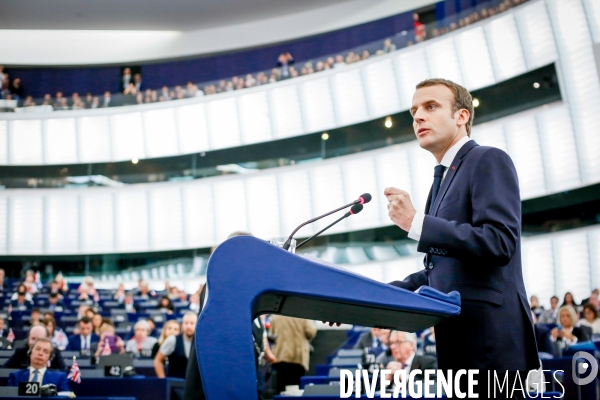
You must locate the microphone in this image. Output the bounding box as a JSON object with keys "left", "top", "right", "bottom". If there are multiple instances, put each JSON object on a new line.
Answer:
{"left": 296, "top": 204, "right": 364, "bottom": 250}
{"left": 282, "top": 193, "right": 371, "bottom": 250}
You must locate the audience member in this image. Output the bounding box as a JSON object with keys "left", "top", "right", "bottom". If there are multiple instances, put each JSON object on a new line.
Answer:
{"left": 9, "top": 78, "right": 23, "bottom": 101}
{"left": 354, "top": 327, "right": 388, "bottom": 356}
{"left": 538, "top": 296, "right": 559, "bottom": 324}
{"left": 579, "top": 303, "right": 600, "bottom": 334}
{"left": 137, "top": 282, "right": 156, "bottom": 299}
{"left": 43, "top": 317, "right": 68, "bottom": 351}
{"left": 122, "top": 292, "right": 137, "bottom": 313}
{"left": 66, "top": 316, "right": 99, "bottom": 354}
{"left": 530, "top": 295, "right": 544, "bottom": 316}
{"left": 11, "top": 285, "right": 34, "bottom": 311}
{"left": 581, "top": 288, "right": 599, "bottom": 306}
{"left": 385, "top": 331, "right": 437, "bottom": 385}
{"left": 113, "top": 283, "right": 126, "bottom": 303}
{"left": 154, "top": 312, "right": 197, "bottom": 378}
{"left": 120, "top": 68, "right": 132, "bottom": 92}
{"left": 78, "top": 276, "right": 98, "bottom": 297}
{"left": 561, "top": 292, "right": 578, "bottom": 309}
{"left": 76, "top": 305, "right": 90, "bottom": 320}
{"left": 151, "top": 320, "right": 180, "bottom": 359}
{"left": 102, "top": 91, "right": 113, "bottom": 107}
{"left": 158, "top": 296, "right": 174, "bottom": 314}
{"left": 0, "top": 268, "right": 7, "bottom": 292}
{"left": 95, "top": 323, "right": 125, "bottom": 356}
{"left": 125, "top": 320, "right": 157, "bottom": 357}
{"left": 269, "top": 316, "right": 317, "bottom": 394}
{"left": 29, "top": 308, "right": 43, "bottom": 326}
{"left": 54, "top": 273, "right": 68, "bottom": 293}
{"left": 3, "top": 324, "right": 66, "bottom": 370}
{"left": 7, "top": 338, "right": 70, "bottom": 391}
{"left": 383, "top": 38, "right": 397, "bottom": 53}
{"left": 550, "top": 306, "right": 590, "bottom": 346}
{"left": 47, "top": 294, "right": 64, "bottom": 313}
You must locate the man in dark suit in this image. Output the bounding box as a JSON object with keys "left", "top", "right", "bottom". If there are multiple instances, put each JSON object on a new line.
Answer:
{"left": 3, "top": 325, "right": 66, "bottom": 370}
{"left": 384, "top": 79, "right": 538, "bottom": 390}
{"left": 353, "top": 327, "right": 388, "bottom": 356}
{"left": 7, "top": 337, "right": 70, "bottom": 392}
{"left": 65, "top": 317, "right": 98, "bottom": 354}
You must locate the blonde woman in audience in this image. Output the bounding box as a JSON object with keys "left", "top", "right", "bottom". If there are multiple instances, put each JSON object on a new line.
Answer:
{"left": 579, "top": 304, "right": 600, "bottom": 334}
{"left": 550, "top": 306, "right": 590, "bottom": 346}
{"left": 92, "top": 313, "right": 103, "bottom": 336}
{"left": 151, "top": 320, "right": 180, "bottom": 358}
{"left": 95, "top": 323, "right": 125, "bottom": 355}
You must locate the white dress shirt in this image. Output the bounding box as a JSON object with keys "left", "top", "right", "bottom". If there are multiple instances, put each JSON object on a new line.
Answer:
{"left": 80, "top": 334, "right": 91, "bottom": 351}
{"left": 29, "top": 366, "right": 46, "bottom": 383}
{"left": 408, "top": 136, "right": 472, "bottom": 242}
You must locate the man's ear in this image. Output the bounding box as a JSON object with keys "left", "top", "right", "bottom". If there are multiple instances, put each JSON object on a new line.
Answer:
{"left": 455, "top": 109, "right": 470, "bottom": 127}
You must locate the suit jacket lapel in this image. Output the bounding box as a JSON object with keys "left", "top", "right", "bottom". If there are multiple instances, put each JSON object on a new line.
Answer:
{"left": 431, "top": 140, "right": 478, "bottom": 216}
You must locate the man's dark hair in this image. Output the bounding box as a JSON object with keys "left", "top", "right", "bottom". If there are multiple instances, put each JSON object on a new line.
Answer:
{"left": 416, "top": 78, "right": 475, "bottom": 136}
{"left": 31, "top": 308, "right": 41, "bottom": 314}
{"left": 551, "top": 296, "right": 559, "bottom": 301}
{"left": 79, "top": 316, "right": 92, "bottom": 325}
{"left": 49, "top": 293, "right": 58, "bottom": 299}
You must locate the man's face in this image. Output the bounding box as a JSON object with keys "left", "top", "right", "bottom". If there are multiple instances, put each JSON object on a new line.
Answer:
{"left": 124, "top": 68, "right": 131, "bottom": 75}
{"left": 134, "top": 326, "right": 148, "bottom": 340}
{"left": 550, "top": 298, "right": 558, "bottom": 309}
{"left": 411, "top": 85, "right": 463, "bottom": 155}
{"left": 49, "top": 296, "right": 58, "bottom": 304}
{"left": 79, "top": 322, "right": 92, "bottom": 336}
{"left": 389, "top": 332, "right": 415, "bottom": 364}
{"left": 182, "top": 315, "right": 197, "bottom": 337}
{"left": 0, "top": 319, "right": 4, "bottom": 330}
{"left": 30, "top": 341, "right": 52, "bottom": 369}
{"left": 28, "top": 326, "right": 48, "bottom": 347}
{"left": 31, "top": 312, "right": 41, "bottom": 321}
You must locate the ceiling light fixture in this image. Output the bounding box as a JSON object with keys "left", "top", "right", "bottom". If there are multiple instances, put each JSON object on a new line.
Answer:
{"left": 384, "top": 116, "right": 393, "bottom": 128}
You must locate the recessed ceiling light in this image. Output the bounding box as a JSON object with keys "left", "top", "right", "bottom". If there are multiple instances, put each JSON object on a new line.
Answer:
{"left": 132, "top": 158, "right": 139, "bottom": 164}
{"left": 321, "top": 133, "right": 329, "bottom": 141}
{"left": 533, "top": 82, "right": 540, "bottom": 89}
{"left": 384, "top": 116, "right": 393, "bottom": 128}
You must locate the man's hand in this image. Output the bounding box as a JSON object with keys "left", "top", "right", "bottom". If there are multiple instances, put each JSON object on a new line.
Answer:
{"left": 384, "top": 187, "right": 416, "bottom": 232}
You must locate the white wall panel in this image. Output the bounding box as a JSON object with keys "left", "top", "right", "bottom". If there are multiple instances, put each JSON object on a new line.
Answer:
{"left": 515, "top": 1, "right": 558, "bottom": 69}
{"left": 149, "top": 187, "right": 183, "bottom": 250}
{"left": 212, "top": 180, "right": 247, "bottom": 242}
{"left": 0, "top": 198, "right": 8, "bottom": 254}
{"left": 277, "top": 170, "right": 314, "bottom": 237}
{"left": 553, "top": 232, "right": 591, "bottom": 303}
{"left": 176, "top": 104, "right": 210, "bottom": 153}
{"left": 583, "top": 0, "right": 600, "bottom": 43}
{"left": 394, "top": 48, "right": 430, "bottom": 109}
{"left": 522, "top": 238, "right": 555, "bottom": 308}
{"left": 471, "top": 123, "right": 507, "bottom": 153}
{"left": 0, "top": 121, "right": 7, "bottom": 165}
{"left": 111, "top": 112, "right": 145, "bottom": 160}
{"left": 78, "top": 116, "right": 112, "bottom": 163}
{"left": 45, "top": 118, "right": 78, "bottom": 164}
{"left": 268, "top": 85, "right": 304, "bottom": 139}
{"left": 588, "top": 229, "right": 600, "bottom": 291}
{"left": 383, "top": 257, "right": 421, "bottom": 283}
{"left": 537, "top": 106, "right": 581, "bottom": 192}
{"left": 9, "top": 196, "right": 44, "bottom": 254}
{"left": 144, "top": 108, "right": 179, "bottom": 158}
{"left": 341, "top": 157, "right": 380, "bottom": 231}
{"left": 245, "top": 175, "right": 280, "bottom": 240}
{"left": 331, "top": 69, "right": 369, "bottom": 126}
{"left": 10, "top": 120, "right": 43, "bottom": 164}
{"left": 485, "top": 14, "right": 527, "bottom": 82}
{"left": 206, "top": 97, "right": 241, "bottom": 150}
{"left": 80, "top": 192, "right": 114, "bottom": 253}
{"left": 347, "top": 263, "right": 385, "bottom": 283}
{"left": 426, "top": 37, "right": 464, "bottom": 86}
{"left": 309, "top": 164, "right": 346, "bottom": 233}
{"left": 238, "top": 91, "right": 273, "bottom": 144}
{"left": 362, "top": 59, "right": 401, "bottom": 118}
{"left": 455, "top": 26, "right": 496, "bottom": 90}
{"left": 504, "top": 115, "right": 547, "bottom": 199}
{"left": 46, "top": 195, "right": 79, "bottom": 254}
{"left": 182, "top": 184, "right": 215, "bottom": 247}
{"left": 114, "top": 190, "right": 149, "bottom": 252}
{"left": 299, "top": 78, "right": 336, "bottom": 133}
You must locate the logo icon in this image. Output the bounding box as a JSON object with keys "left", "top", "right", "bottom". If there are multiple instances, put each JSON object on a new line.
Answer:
{"left": 572, "top": 351, "right": 598, "bottom": 386}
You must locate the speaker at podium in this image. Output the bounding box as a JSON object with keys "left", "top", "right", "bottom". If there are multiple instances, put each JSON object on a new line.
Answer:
{"left": 196, "top": 236, "right": 461, "bottom": 399}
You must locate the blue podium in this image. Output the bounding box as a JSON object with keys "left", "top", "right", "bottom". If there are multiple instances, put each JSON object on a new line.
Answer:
{"left": 196, "top": 236, "right": 461, "bottom": 399}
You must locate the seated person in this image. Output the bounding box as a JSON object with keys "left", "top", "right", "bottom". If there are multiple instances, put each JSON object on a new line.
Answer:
{"left": 0, "top": 316, "right": 7, "bottom": 338}
{"left": 136, "top": 282, "right": 156, "bottom": 299}
{"left": 188, "top": 291, "right": 200, "bottom": 313}
{"left": 125, "top": 320, "right": 157, "bottom": 357}
{"left": 47, "top": 293, "right": 64, "bottom": 312}
{"left": 151, "top": 320, "right": 180, "bottom": 359}
{"left": 29, "top": 308, "right": 43, "bottom": 326}
{"left": 538, "top": 296, "right": 559, "bottom": 324}
{"left": 8, "top": 338, "right": 70, "bottom": 392}
{"left": 121, "top": 293, "right": 136, "bottom": 313}
{"left": 3, "top": 324, "right": 66, "bottom": 370}
{"left": 579, "top": 303, "right": 600, "bottom": 334}
{"left": 43, "top": 317, "right": 68, "bottom": 351}
{"left": 66, "top": 317, "right": 99, "bottom": 354}
{"left": 92, "top": 313, "right": 103, "bottom": 336}
{"left": 155, "top": 312, "right": 197, "bottom": 378}
{"left": 382, "top": 331, "right": 437, "bottom": 393}
{"left": 550, "top": 306, "right": 590, "bottom": 348}
{"left": 11, "top": 285, "right": 34, "bottom": 311}
{"left": 354, "top": 327, "right": 388, "bottom": 356}
{"left": 77, "top": 292, "right": 94, "bottom": 304}
{"left": 95, "top": 323, "right": 125, "bottom": 356}
{"left": 157, "top": 296, "right": 174, "bottom": 314}
{"left": 113, "top": 283, "right": 126, "bottom": 303}
{"left": 42, "top": 280, "right": 66, "bottom": 297}
{"left": 77, "top": 276, "right": 98, "bottom": 298}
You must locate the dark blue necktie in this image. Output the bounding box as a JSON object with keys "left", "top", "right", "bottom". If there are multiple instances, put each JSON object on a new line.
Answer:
{"left": 429, "top": 165, "right": 446, "bottom": 213}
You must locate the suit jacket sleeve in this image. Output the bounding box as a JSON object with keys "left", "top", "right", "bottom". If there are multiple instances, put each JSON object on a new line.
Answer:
{"left": 7, "top": 371, "right": 17, "bottom": 386}
{"left": 418, "top": 148, "right": 520, "bottom": 267}
{"left": 388, "top": 269, "right": 428, "bottom": 292}
{"left": 55, "top": 372, "right": 70, "bottom": 392}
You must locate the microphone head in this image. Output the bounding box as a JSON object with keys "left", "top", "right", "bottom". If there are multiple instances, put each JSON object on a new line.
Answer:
{"left": 349, "top": 204, "right": 364, "bottom": 215}
{"left": 359, "top": 193, "right": 372, "bottom": 204}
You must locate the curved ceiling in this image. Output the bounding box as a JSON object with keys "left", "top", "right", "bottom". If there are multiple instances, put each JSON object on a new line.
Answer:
{"left": 0, "top": 0, "right": 435, "bottom": 65}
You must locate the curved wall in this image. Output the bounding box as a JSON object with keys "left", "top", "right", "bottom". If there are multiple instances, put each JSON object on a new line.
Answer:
{"left": 0, "top": 102, "right": 593, "bottom": 255}
{"left": 0, "top": 0, "right": 576, "bottom": 166}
